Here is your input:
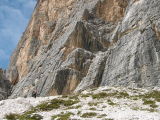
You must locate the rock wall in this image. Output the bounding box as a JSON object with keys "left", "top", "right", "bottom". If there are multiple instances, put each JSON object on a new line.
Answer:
{"left": 8, "top": 0, "right": 160, "bottom": 98}
{"left": 0, "top": 69, "right": 11, "bottom": 100}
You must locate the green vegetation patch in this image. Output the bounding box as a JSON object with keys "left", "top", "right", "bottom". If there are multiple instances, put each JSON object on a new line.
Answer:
{"left": 137, "top": 90, "right": 160, "bottom": 102}
{"left": 81, "top": 112, "right": 97, "bottom": 118}
{"left": 81, "top": 94, "right": 92, "bottom": 98}
{"left": 107, "top": 99, "right": 117, "bottom": 106}
{"left": 5, "top": 113, "right": 43, "bottom": 120}
{"left": 89, "top": 107, "right": 97, "bottom": 110}
{"left": 23, "top": 114, "right": 43, "bottom": 120}
{"left": 92, "top": 92, "right": 109, "bottom": 99}
{"left": 144, "top": 91, "right": 160, "bottom": 99}
{"left": 92, "top": 91, "right": 129, "bottom": 99}
{"left": 77, "top": 111, "right": 81, "bottom": 115}
{"left": 35, "top": 99, "right": 79, "bottom": 111}
{"left": 142, "top": 99, "right": 158, "bottom": 108}
{"left": 5, "top": 113, "right": 19, "bottom": 120}
{"left": 150, "top": 104, "right": 158, "bottom": 108}
{"left": 117, "top": 92, "right": 129, "bottom": 98}
{"left": 141, "top": 108, "right": 157, "bottom": 112}
{"left": 63, "top": 99, "right": 79, "bottom": 106}
{"left": 131, "top": 97, "right": 139, "bottom": 101}
{"left": 5, "top": 98, "right": 79, "bottom": 120}
{"left": 97, "top": 114, "right": 107, "bottom": 118}
{"left": 143, "top": 99, "right": 155, "bottom": 105}
{"left": 132, "top": 106, "right": 158, "bottom": 112}
{"left": 66, "top": 105, "right": 82, "bottom": 110}
{"left": 68, "top": 95, "right": 79, "bottom": 100}
{"left": 52, "top": 112, "right": 74, "bottom": 120}
{"left": 132, "top": 106, "right": 140, "bottom": 111}
{"left": 62, "top": 95, "right": 68, "bottom": 98}
{"left": 88, "top": 102, "right": 99, "bottom": 106}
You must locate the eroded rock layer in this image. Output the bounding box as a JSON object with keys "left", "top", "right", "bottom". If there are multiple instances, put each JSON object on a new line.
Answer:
{"left": 8, "top": 0, "right": 160, "bottom": 98}
{"left": 0, "top": 69, "right": 11, "bottom": 100}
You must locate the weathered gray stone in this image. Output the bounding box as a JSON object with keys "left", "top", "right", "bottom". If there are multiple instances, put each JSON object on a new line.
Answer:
{"left": 8, "top": 0, "right": 160, "bottom": 98}
{"left": 0, "top": 69, "right": 11, "bottom": 100}
{"left": 75, "top": 52, "right": 108, "bottom": 92}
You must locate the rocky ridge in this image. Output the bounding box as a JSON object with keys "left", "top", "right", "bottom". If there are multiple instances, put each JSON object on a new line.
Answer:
{"left": 7, "top": 0, "right": 160, "bottom": 98}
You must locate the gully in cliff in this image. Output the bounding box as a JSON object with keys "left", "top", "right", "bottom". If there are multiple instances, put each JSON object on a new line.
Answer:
{"left": 32, "top": 88, "right": 37, "bottom": 98}
{"left": 32, "top": 79, "right": 39, "bottom": 98}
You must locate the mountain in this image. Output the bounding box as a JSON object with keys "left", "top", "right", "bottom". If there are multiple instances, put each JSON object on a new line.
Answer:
{"left": 7, "top": 0, "right": 160, "bottom": 98}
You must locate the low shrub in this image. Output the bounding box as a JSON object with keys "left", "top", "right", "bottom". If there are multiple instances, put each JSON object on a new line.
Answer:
{"left": 81, "top": 112, "right": 97, "bottom": 118}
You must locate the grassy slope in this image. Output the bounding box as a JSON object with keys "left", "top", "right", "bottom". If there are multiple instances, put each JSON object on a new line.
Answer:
{"left": 4, "top": 87, "right": 160, "bottom": 120}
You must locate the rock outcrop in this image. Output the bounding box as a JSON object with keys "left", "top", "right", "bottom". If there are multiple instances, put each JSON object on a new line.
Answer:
{"left": 8, "top": 0, "right": 160, "bottom": 98}
{"left": 0, "top": 69, "right": 11, "bottom": 100}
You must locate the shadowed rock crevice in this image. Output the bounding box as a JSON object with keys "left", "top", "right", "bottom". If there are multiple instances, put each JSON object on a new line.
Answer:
{"left": 62, "top": 48, "right": 95, "bottom": 75}
{"left": 0, "top": 69, "right": 11, "bottom": 100}
{"left": 75, "top": 52, "right": 108, "bottom": 92}
{"left": 49, "top": 68, "right": 82, "bottom": 95}
{"left": 64, "top": 21, "right": 104, "bottom": 53}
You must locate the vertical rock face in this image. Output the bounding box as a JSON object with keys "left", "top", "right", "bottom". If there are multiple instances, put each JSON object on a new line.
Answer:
{"left": 96, "top": 0, "right": 128, "bottom": 22}
{"left": 8, "top": 0, "right": 160, "bottom": 98}
{"left": 0, "top": 69, "right": 11, "bottom": 100}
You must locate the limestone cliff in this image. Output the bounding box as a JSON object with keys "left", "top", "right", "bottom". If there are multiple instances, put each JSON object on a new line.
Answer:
{"left": 0, "top": 69, "right": 11, "bottom": 100}
{"left": 8, "top": 0, "right": 160, "bottom": 98}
